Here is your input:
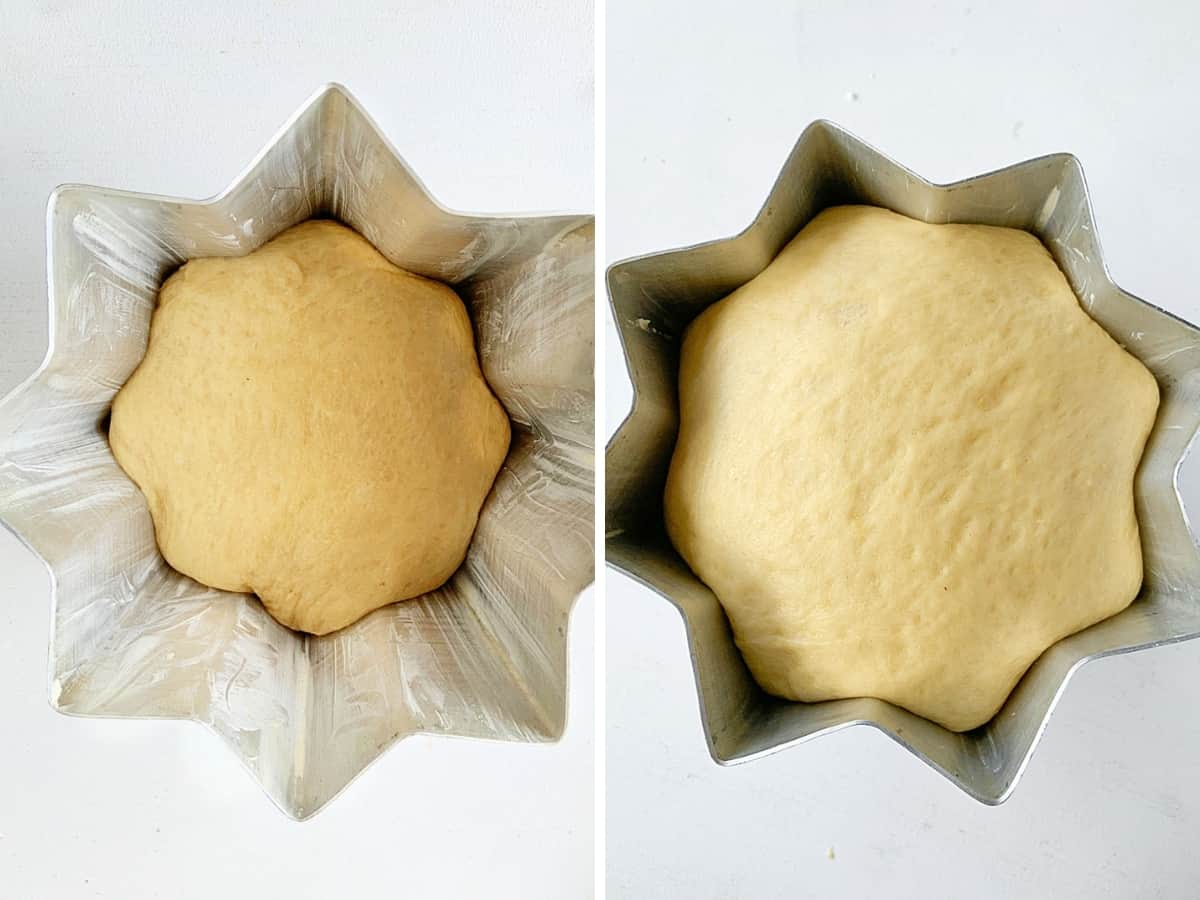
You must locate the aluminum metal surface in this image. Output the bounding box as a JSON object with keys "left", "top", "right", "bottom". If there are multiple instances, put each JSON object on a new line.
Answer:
{"left": 0, "top": 84, "right": 594, "bottom": 820}
{"left": 606, "top": 120, "right": 1200, "bottom": 804}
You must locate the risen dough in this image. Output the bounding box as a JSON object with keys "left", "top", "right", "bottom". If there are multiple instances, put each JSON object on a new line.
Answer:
{"left": 664, "top": 205, "right": 1159, "bottom": 731}
{"left": 110, "top": 219, "right": 510, "bottom": 635}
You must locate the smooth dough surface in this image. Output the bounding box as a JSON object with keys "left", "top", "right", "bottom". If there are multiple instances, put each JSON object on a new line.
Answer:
{"left": 664, "top": 205, "right": 1159, "bottom": 731}
{"left": 110, "top": 219, "right": 510, "bottom": 635}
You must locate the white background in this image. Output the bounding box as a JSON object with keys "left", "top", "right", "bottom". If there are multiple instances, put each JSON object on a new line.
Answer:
{"left": 0, "top": 3, "right": 593, "bottom": 899}
{"left": 606, "top": 2, "right": 1200, "bottom": 898}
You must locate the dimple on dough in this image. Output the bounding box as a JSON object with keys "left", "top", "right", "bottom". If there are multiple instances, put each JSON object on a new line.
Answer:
{"left": 109, "top": 219, "right": 510, "bottom": 636}
{"left": 664, "top": 205, "right": 1159, "bottom": 731}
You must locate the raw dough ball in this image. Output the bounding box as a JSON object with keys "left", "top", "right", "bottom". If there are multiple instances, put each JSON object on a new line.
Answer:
{"left": 664, "top": 205, "right": 1159, "bottom": 731}
{"left": 110, "top": 220, "right": 510, "bottom": 635}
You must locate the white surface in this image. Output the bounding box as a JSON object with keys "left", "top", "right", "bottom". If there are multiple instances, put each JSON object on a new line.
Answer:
{"left": 0, "top": 3, "right": 593, "bottom": 898}
{"left": 606, "top": 2, "right": 1200, "bottom": 897}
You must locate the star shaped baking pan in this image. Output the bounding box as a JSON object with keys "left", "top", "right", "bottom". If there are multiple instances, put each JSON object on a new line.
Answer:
{"left": 0, "top": 84, "right": 593, "bottom": 819}
{"left": 606, "top": 120, "right": 1200, "bottom": 804}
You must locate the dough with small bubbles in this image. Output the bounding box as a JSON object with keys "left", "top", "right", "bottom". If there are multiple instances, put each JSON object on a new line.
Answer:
{"left": 110, "top": 220, "right": 510, "bottom": 635}
{"left": 664, "top": 205, "right": 1158, "bottom": 731}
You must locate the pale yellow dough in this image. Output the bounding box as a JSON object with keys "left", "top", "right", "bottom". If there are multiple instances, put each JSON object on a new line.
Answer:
{"left": 664, "top": 205, "right": 1159, "bottom": 731}
{"left": 110, "top": 220, "right": 510, "bottom": 635}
